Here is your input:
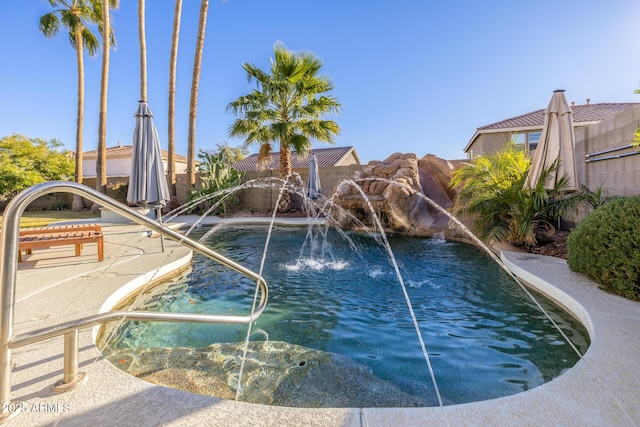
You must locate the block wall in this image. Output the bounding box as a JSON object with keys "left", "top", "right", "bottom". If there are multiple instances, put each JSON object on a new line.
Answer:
{"left": 576, "top": 104, "right": 640, "bottom": 197}
{"left": 234, "top": 165, "right": 363, "bottom": 212}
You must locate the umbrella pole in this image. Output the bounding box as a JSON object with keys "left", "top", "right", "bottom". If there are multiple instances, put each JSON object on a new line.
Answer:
{"left": 156, "top": 207, "right": 165, "bottom": 252}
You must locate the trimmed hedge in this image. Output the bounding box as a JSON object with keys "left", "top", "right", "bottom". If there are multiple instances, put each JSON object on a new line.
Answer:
{"left": 567, "top": 195, "right": 640, "bottom": 300}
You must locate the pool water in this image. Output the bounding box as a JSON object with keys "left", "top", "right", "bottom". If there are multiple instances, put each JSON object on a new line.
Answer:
{"left": 101, "top": 225, "right": 590, "bottom": 407}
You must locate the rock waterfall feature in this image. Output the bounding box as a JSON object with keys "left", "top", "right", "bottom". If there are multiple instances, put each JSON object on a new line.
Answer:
{"left": 334, "top": 153, "right": 462, "bottom": 237}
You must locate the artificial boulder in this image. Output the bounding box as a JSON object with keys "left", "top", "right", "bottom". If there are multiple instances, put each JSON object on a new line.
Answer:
{"left": 334, "top": 153, "right": 459, "bottom": 237}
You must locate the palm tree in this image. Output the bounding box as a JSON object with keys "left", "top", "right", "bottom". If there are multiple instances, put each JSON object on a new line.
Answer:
{"left": 227, "top": 41, "right": 341, "bottom": 181}
{"left": 39, "top": 0, "right": 102, "bottom": 210}
{"left": 167, "top": 0, "right": 183, "bottom": 202}
{"left": 187, "top": 0, "right": 209, "bottom": 186}
{"left": 96, "top": 0, "right": 118, "bottom": 195}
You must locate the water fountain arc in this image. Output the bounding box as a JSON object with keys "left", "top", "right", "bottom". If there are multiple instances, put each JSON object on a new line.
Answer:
{"left": 349, "top": 177, "right": 585, "bottom": 359}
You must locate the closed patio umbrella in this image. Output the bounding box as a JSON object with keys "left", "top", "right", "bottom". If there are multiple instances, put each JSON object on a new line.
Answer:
{"left": 127, "top": 101, "right": 171, "bottom": 250}
{"left": 524, "top": 90, "right": 579, "bottom": 191}
{"left": 307, "top": 152, "right": 322, "bottom": 200}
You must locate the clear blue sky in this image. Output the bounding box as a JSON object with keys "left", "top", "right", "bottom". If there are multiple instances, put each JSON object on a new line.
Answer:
{"left": 2, "top": 1, "right": 640, "bottom": 164}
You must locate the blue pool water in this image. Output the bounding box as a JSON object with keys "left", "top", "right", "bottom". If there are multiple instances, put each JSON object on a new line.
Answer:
{"left": 102, "top": 225, "right": 589, "bottom": 406}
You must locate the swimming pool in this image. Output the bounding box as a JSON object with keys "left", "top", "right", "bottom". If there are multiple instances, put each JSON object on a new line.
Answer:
{"left": 100, "top": 225, "right": 589, "bottom": 407}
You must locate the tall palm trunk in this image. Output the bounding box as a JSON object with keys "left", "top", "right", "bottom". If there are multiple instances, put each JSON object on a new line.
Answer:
{"left": 278, "top": 141, "right": 294, "bottom": 212}
{"left": 187, "top": 0, "right": 209, "bottom": 186}
{"left": 72, "top": 28, "right": 85, "bottom": 211}
{"left": 167, "top": 0, "right": 183, "bottom": 201}
{"left": 96, "top": 0, "right": 110, "bottom": 195}
{"left": 279, "top": 142, "right": 292, "bottom": 178}
{"left": 138, "top": 0, "right": 147, "bottom": 102}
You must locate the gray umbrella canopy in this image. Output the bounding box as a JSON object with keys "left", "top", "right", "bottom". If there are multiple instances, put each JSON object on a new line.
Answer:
{"left": 524, "top": 90, "right": 579, "bottom": 191}
{"left": 307, "top": 153, "right": 322, "bottom": 199}
{"left": 127, "top": 101, "right": 171, "bottom": 208}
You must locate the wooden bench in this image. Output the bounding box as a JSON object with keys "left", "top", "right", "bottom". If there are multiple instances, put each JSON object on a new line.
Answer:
{"left": 18, "top": 223, "right": 104, "bottom": 262}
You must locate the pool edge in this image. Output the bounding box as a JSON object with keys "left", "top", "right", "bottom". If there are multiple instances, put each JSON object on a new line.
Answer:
{"left": 10, "top": 222, "right": 635, "bottom": 426}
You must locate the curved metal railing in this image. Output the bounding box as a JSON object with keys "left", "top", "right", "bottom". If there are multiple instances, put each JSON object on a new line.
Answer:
{"left": 0, "top": 181, "right": 269, "bottom": 422}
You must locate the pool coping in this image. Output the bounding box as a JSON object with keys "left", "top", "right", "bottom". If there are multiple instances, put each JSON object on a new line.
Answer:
{"left": 4, "top": 218, "right": 640, "bottom": 426}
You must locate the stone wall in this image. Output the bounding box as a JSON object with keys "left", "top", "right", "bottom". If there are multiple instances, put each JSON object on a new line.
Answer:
{"left": 575, "top": 104, "right": 640, "bottom": 197}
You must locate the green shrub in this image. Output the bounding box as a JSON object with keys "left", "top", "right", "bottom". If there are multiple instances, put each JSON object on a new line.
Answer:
{"left": 567, "top": 195, "right": 640, "bottom": 300}
{"left": 51, "top": 199, "right": 70, "bottom": 211}
{"left": 187, "top": 150, "right": 244, "bottom": 216}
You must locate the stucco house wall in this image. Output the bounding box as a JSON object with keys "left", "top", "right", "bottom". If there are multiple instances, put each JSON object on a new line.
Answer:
{"left": 83, "top": 157, "right": 188, "bottom": 178}
{"left": 466, "top": 132, "right": 512, "bottom": 158}
{"left": 83, "top": 157, "right": 130, "bottom": 178}
{"left": 82, "top": 145, "right": 189, "bottom": 178}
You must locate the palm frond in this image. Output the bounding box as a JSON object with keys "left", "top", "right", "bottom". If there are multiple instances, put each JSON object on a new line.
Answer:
{"left": 39, "top": 13, "right": 61, "bottom": 38}
{"left": 81, "top": 27, "right": 101, "bottom": 56}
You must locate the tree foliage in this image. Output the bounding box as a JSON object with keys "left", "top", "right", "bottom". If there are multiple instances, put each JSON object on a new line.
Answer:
{"left": 211, "top": 141, "right": 248, "bottom": 164}
{"left": 0, "top": 134, "right": 74, "bottom": 197}
{"left": 39, "top": 0, "right": 103, "bottom": 55}
{"left": 227, "top": 41, "right": 341, "bottom": 179}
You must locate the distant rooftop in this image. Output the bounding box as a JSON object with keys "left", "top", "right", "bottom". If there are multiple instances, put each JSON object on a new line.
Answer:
{"left": 478, "top": 102, "right": 640, "bottom": 131}
{"left": 82, "top": 144, "right": 188, "bottom": 162}
{"left": 233, "top": 146, "right": 360, "bottom": 171}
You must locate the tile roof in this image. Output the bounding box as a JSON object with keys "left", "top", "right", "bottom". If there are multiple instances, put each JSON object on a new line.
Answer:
{"left": 233, "top": 146, "right": 360, "bottom": 171}
{"left": 478, "top": 102, "right": 640, "bottom": 131}
{"left": 82, "top": 145, "right": 188, "bottom": 162}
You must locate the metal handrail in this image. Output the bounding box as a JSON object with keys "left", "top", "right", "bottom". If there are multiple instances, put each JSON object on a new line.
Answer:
{"left": 10, "top": 310, "right": 265, "bottom": 350}
{"left": 1, "top": 181, "right": 269, "bottom": 420}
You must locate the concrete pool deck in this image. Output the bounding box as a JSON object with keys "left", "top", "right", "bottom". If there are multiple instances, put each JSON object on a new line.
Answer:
{"left": 2, "top": 217, "right": 639, "bottom": 426}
